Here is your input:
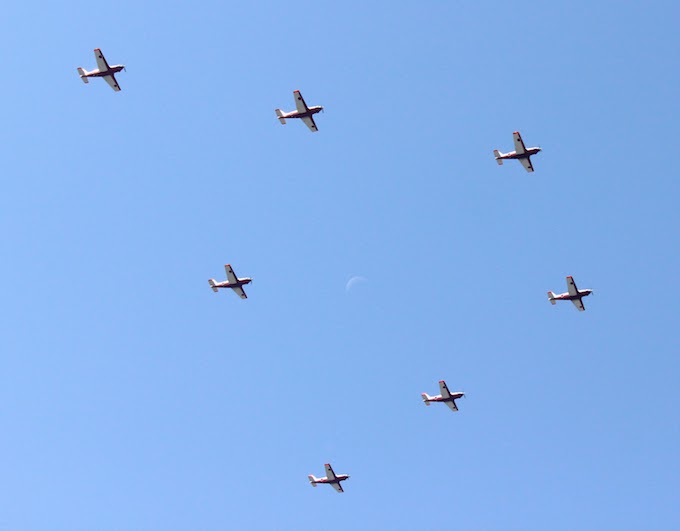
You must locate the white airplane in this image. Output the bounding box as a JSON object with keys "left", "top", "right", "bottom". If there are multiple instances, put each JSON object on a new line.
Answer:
{"left": 494, "top": 131, "right": 541, "bottom": 172}
{"left": 77, "top": 48, "right": 126, "bottom": 92}
{"left": 421, "top": 380, "right": 465, "bottom": 412}
{"left": 275, "top": 90, "right": 323, "bottom": 132}
{"left": 208, "top": 264, "right": 252, "bottom": 299}
{"left": 548, "top": 276, "right": 593, "bottom": 311}
{"left": 308, "top": 463, "right": 350, "bottom": 493}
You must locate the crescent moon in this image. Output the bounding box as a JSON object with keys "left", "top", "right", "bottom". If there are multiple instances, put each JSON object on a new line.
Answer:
{"left": 345, "top": 276, "right": 368, "bottom": 292}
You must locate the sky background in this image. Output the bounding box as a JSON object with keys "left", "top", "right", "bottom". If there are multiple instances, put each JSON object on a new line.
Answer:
{"left": 1, "top": 1, "right": 679, "bottom": 529}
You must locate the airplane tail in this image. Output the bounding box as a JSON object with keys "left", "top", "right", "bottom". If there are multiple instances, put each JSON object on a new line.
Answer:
{"left": 547, "top": 291, "right": 557, "bottom": 305}
{"left": 308, "top": 475, "right": 318, "bottom": 486}
{"left": 275, "top": 109, "right": 286, "bottom": 125}
{"left": 208, "top": 279, "right": 219, "bottom": 293}
{"left": 77, "top": 67, "right": 89, "bottom": 83}
{"left": 421, "top": 393, "right": 432, "bottom": 405}
{"left": 493, "top": 150, "right": 503, "bottom": 164}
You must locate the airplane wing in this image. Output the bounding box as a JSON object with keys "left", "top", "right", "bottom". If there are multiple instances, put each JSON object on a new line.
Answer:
{"left": 513, "top": 131, "right": 527, "bottom": 155}
{"left": 324, "top": 464, "right": 337, "bottom": 481}
{"left": 294, "top": 90, "right": 310, "bottom": 114}
{"left": 225, "top": 264, "right": 239, "bottom": 285}
{"left": 94, "top": 48, "right": 111, "bottom": 72}
{"left": 301, "top": 116, "right": 318, "bottom": 132}
{"left": 566, "top": 276, "right": 579, "bottom": 296}
{"left": 571, "top": 298, "right": 586, "bottom": 311}
{"left": 438, "top": 381, "right": 451, "bottom": 399}
{"left": 103, "top": 74, "right": 121, "bottom": 92}
{"left": 445, "top": 400, "right": 459, "bottom": 412}
{"left": 231, "top": 285, "right": 248, "bottom": 300}
{"left": 519, "top": 157, "right": 534, "bottom": 172}
{"left": 331, "top": 482, "right": 344, "bottom": 493}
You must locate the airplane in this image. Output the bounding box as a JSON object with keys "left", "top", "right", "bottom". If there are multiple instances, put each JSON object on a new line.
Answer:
{"left": 308, "top": 463, "right": 350, "bottom": 493}
{"left": 77, "top": 48, "right": 126, "bottom": 92}
{"left": 548, "top": 276, "right": 593, "bottom": 311}
{"left": 275, "top": 90, "right": 323, "bottom": 132}
{"left": 208, "top": 264, "right": 252, "bottom": 299}
{"left": 494, "top": 131, "right": 541, "bottom": 172}
{"left": 421, "top": 380, "right": 465, "bottom": 412}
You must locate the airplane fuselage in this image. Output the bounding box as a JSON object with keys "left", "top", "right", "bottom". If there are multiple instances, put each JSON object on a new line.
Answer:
{"left": 427, "top": 391, "right": 464, "bottom": 403}
{"left": 314, "top": 474, "right": 350, "bottom": 485}
{"left": 83, "top": 65, "right": 125, "bottom": 78}
{"left": 498, "top": 147, "right": 541, "bottom": 160}
{"left": 282, "top": 106, "right": 323, "bottom": 119}
{"left": 552, "top": 290, "right": 592, "bottom": 301}
{"left": 213, "top": 278, "right": 252, "bottom": 289}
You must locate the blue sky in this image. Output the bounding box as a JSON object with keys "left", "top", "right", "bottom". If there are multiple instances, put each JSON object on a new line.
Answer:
{"left": 1, "top": 1, "right": 679, "bottom": 529}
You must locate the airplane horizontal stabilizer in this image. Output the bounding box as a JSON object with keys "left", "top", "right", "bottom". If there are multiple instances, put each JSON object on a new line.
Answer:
{"left": 421, "top": 393, "right": 431, "bottom": 405}
{"left": 308, "top": 475, "right": 317, "bottom": 486}
{"left": 547, "top": 291, "right": 556, "bottom": 305}
{"left": 493, "top": 150, "right": 503, "bottom": 164}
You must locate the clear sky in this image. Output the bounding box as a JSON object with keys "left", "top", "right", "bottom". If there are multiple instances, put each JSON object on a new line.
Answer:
{"left": 1, "top": 1, "right": 679, "bottom": 529}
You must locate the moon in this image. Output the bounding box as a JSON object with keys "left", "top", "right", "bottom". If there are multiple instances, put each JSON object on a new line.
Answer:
{"left": 345, "top": 275, "right": 368, "bottom": 292}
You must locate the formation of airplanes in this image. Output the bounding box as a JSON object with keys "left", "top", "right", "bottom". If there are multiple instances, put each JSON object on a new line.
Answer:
{"left": 201, "top": 265, "right": 590, "bottom": 494}
{"left": 308, "top": 379, "right": 465, "bottom": 493}
{"left": 74, "top": 48, "right": 595, "bottom": 494}
{"left": 205, "top": 264, "right": 593, "bottom": 316}
{"left": 75, "top": 51, "right": 551, "bottom": 183}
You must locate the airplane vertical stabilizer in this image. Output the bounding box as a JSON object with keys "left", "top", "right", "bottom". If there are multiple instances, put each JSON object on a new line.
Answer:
{"left": 308, "top": 475, "right": 318, "bottom": 486}
{"left": 275, "top": 109, "right": 286, "bottom": 124}
{"left": 493, "top": 150, "right": 503, "bottom": 164}
{"left": 77, "top": 67, "right": 89, "bottom": 83}
{"left": 209, "top": 279, "right": 219, "bottom": 293}
{"left": 421, "top": 393, "right": 431, "bottom": 405}
{"left": 547, "top": 291, "right": 557, "bottom": 305}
